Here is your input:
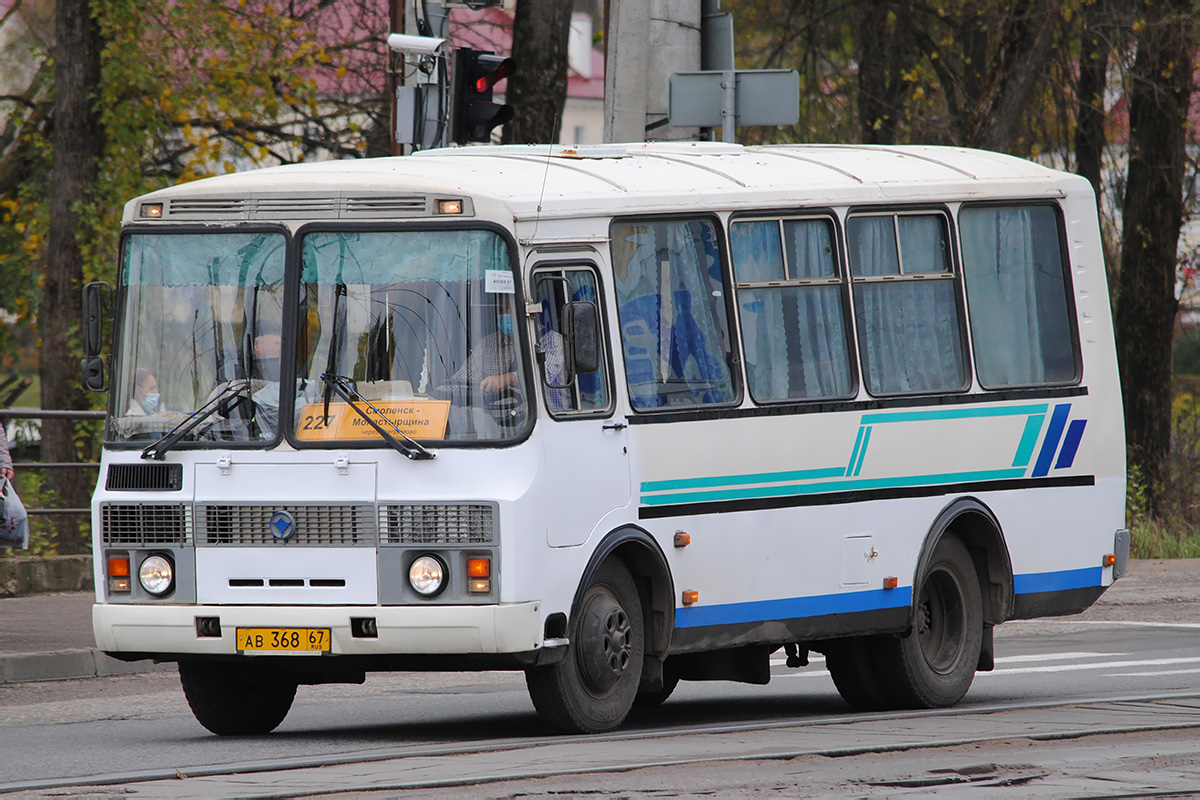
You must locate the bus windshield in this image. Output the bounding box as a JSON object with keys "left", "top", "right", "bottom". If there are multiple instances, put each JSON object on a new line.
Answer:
{"left": 110, "top": 230, "right": 287, "bottom": 445}
{"left": 294, "top": 228, "right": 531, "bottom": 444}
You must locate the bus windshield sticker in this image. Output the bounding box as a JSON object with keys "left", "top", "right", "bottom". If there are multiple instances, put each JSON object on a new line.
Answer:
{"left": 485, "top": 269, "right": 515, "bottom": 294}
{"left": 295, "top": 400, "right": 452, "bottom": 442}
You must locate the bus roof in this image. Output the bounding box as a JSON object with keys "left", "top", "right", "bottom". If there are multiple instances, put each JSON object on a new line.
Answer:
{"left": 126, "top": 142, "right": 1086, "bottom": 224}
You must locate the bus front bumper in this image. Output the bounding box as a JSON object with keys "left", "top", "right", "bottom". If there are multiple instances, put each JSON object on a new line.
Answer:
{"left": 93, "top": 601, "right": 545, "bottom": 658}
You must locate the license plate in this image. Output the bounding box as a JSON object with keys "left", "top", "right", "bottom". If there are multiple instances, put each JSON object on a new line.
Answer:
{"left": 236, "top": 628, "right": 330, "bottom": 654}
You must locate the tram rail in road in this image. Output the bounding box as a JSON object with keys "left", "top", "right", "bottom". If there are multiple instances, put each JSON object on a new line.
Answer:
{"left": 6, "top": 690, "right": 1200, "bottom": 798}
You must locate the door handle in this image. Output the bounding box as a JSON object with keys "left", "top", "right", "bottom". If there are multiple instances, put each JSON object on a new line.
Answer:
{"left": 602, "top": 422, "right": 627, "bottom": 431}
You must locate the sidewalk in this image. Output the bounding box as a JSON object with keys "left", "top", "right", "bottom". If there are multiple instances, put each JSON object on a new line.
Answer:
{"left": 0, "top": 559, "right": 1197, "bottom": 685}
{"left": 0, "top": 591, "right": 167, "bottom": 683}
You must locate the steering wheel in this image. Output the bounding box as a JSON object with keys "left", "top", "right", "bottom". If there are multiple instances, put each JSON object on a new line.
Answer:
{"left": 483, "top": 386, "right": 527, "bottom": 428}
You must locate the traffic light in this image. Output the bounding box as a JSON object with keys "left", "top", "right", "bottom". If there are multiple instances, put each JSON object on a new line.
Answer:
{"left": 451, "top": 48, "right": 515, "bottom": 144}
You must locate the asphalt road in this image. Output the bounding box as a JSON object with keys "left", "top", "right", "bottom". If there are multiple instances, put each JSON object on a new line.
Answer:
{"left": 2, "top": 560, "right": 1199, "bottom": 797}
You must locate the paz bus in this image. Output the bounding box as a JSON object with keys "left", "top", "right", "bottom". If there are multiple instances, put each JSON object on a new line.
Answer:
{"left": 82, "top": 141, "right": 1129, "bottom": 735}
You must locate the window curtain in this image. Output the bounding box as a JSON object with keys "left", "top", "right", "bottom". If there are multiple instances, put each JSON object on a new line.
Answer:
{"left": 960, "top": 207, "right": 1044, "bottom": 387}
{"left": 849, "top": 216, "right": 965, "bottom": 394}
{"left": 785, "top": 221, "right": 852, "bottom": 398}
{"left": 613, "top": 220, "right": 733, "bottom": 408}
{"left": 731, "top": 221, "right": 789, "bottom": 400}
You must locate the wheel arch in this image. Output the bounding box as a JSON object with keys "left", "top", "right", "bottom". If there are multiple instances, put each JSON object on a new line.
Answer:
{"left": 572, "top": 525, "right": 675, "bottom": 661}
{"left": 913, "top": 497, "right": 1014, "bottom": 627}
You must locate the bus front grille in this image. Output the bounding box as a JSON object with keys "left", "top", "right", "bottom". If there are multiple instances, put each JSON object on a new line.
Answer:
{"left": 101, "top": 503, "right": 191, "bottom": 545}
{"left": 196, "top": 504, "right": 377, "bottom": 546}
{"left": 379, "top": 503, "right": 495, "bottom": 545}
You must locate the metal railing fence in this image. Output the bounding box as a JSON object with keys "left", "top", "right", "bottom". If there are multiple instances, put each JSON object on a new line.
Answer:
{"left": 2, "top": 409, "right": 104, "bottom": 516}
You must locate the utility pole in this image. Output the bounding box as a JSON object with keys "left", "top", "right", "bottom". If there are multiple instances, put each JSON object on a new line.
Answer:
{"left": 604, "top": 0, "right": 700, "bottom": 142}
{"left": 388, "top": 0, "right": 405, "bottom": 155}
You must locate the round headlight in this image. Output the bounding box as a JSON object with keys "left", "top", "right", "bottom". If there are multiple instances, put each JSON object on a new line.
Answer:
{"left": 139, "top": 555, "right": 174, "bottom": 596}
{"left": 409, "top": 555, "right": 446, "bottom": 597}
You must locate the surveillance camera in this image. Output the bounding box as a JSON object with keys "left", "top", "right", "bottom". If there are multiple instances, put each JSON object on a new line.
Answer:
{"left": 387, "top": 34, "right": 448, "bottom": 56}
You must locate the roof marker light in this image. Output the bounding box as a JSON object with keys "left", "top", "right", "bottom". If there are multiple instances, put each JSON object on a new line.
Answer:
{"left": 436, "top": 199, "right": 463, "bottom": 215}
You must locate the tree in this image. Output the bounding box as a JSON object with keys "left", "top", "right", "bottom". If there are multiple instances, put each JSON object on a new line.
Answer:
{"left": 502, "top": 0, "right": 573, "bottom": 144}
{"left": 1, "top": 0, "right": 391, "bottom": 551}
{"left": 1114, "top": 0, "right": 1197, "bottom": 514}
{"left": 39, "top": 0, "right": 103, "bottom": 552}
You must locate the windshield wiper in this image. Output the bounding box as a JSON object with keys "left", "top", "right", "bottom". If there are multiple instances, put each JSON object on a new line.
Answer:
{"left": 321, "top": 373, "right": 435, "bottom": 461}
{"left": 141, "top": 380, "right": 252, "bottom": 461}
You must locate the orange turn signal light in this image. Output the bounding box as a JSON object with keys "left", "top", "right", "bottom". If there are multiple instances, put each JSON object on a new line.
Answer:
{"left": 682, "top": 590, "right": 699, "bottom": 606}
{"left": 674, "top": 531, "right": 691, "bottom": 548}
{"left": 883, "top": 576, "right": 899, "bottom": 590}
{"left": 467, "top": 557, "right": 490, "bottom": 578}
{"left": 1103, "top": 553, "right": 1117, "bottom": 567}
{"left": 107, "top": 556, "right": 130, "bottom": 577}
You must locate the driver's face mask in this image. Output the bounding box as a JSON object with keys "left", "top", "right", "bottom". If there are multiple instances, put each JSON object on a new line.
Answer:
{"left": 497, "top": 314, "right": 514, "bottom": 337}
{"left": 142, "top": 392, "right": 161, "bottom": 414}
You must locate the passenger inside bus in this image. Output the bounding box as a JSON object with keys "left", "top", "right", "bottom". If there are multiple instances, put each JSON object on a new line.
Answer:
{"left": 126, "top": 368, "right": 160, "bottom": 417}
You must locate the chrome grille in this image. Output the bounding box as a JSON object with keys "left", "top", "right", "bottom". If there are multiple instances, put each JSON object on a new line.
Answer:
{"left": 101, "top": 503, "right": 191, "bottom": 545}
{"left": 379, "top": 503, "right": 495, "bottom": 545}
{"left": 197, "top": 504, "right": 376, "bottom": 546}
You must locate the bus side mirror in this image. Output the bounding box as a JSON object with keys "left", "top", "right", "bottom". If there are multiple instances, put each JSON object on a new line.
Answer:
{"left": 563, "top": 301, "right": 600, "bottom": 375}
{"left": 81, "top": 356, "right": 107, "bottom": 392}
{"left": 82, "top": 282, "right": 112, "bottom": 358}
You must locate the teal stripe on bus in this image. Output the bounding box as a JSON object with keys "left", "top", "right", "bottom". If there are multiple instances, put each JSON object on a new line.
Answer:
{"left": 1012, "top": 413, "right": 1046, "bottom": 468}
{"left": 640, "top": 466, "right": 847, "bottom": 494}
{"left": 860, "top": 403, "right": 1049, "bottom": 425}
{"left": 640, "top": 467, "right": 1028, "bottom": 506}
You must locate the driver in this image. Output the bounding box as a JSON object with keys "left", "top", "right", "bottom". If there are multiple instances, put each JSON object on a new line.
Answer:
{"left": 449, "top": 311, "right": 569, "bottom": 411}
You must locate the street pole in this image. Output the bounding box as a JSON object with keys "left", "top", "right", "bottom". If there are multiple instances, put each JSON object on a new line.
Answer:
{"left": 389, "top": 0, "right": 405, "bottom": 155}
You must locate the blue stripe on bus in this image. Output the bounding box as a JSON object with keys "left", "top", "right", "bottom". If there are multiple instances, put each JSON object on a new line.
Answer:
{"left": 675, "top": 586, "right": 914, "bottom": 629}
{"left": 860, "top": 403, "right": 1049, "bottom": 424}
{"left": 1055, "top": 419, "right": 1087, "bottom": 470}
{"left": 674, "top": 567, "right": 1103, "bottom": 629}
{"left": 640, "top": 468, "right": 1028, "bottom": 506}
{"left": 641, "top": 466, "right": 847, "bottom": 494}
{"left": 1012, "top": 414, "right": 1045, "bottom": 467}
{"left": 1032, "top": 403, "right": 1071, "bottom": 477}
{"left": 1013, "top": 566, "right": 1102, "bottom": 594}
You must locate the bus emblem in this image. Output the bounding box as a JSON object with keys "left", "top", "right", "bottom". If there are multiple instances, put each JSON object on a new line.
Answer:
{"left": 268, "top": 510, "right": 295, "bottom": 540}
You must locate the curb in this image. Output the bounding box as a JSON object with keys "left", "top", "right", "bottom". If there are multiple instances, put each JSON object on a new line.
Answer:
{"left": 0, "top": 649, "right": 170, "bottom": 684}
{"left": 0, "top": 555, "right": 93, "bottom": 597}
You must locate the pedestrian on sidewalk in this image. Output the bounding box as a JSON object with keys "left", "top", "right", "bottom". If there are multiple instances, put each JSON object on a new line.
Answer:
{"left": 0, "top": 420, "right": 13, "bottom": 481}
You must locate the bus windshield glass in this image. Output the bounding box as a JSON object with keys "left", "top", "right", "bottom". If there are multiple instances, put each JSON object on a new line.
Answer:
{"left": 110, "top": 231, "right": 287, "bottom": 445}
{"left": 295, "top": 228, "right": 531, "bottom": 444}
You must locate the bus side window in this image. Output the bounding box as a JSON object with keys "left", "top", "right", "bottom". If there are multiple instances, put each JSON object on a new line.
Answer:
{"left": 959, "top": 204, "right": 1080, "bottom": 388}
{"left": 847, "top": 212, "right": 969, "bottom": 395}
{"left": 532, "top": 267, "right": 611, "bottom": 415}
{"left": 610, "top": 218, "right": 738, "bottom": 410}
{"left": 730, "top": 217, "right": 856, "bottom": 402}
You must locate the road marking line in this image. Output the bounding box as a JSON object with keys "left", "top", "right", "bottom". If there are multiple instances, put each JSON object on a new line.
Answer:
{"left": 1034, "top": 620, "right": 1200, "bottom": 630}
{"left": 994, "top": 652, "right": 1111, "bottom": 664}
{"left": 1106, "top": 668, "right": 1200, "bottom": 678}
{"left": 979, "top": 656, "right": 1200, "bottom": 676}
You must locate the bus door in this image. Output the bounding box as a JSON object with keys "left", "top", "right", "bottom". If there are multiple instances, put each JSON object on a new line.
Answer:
{"left": 531, "top": 262, "right": 629, "bottom": 547}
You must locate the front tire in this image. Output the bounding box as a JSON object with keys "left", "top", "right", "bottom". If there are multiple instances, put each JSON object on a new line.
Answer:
{"left": 179, "top": 661, "right": 298, "bottom": 735}
{"left": 526, "top": 560, "right": 645, "bottom": 733}
{"left": 877, "top": 536, "right": 983, "bottom": 708}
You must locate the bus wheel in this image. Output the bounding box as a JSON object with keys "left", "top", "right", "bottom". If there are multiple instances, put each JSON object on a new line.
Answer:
{"left": 526, "top": 560, "right": 645, "bottom": 733}
{"left": 879, "top": 536, "right": 983, "bottom": 708}
{"left": 179, "top": 661, "right": 298, "bottom": 735}
{"left": 824, "top": 637, "right": 891, "bottom": 711}
{"left": 634, "top": 661, "right": 679, "bottom": 708}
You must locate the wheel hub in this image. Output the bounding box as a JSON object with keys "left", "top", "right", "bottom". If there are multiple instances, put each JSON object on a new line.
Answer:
{"left": 576, "top": 590, "right": 632, "bottom": 694}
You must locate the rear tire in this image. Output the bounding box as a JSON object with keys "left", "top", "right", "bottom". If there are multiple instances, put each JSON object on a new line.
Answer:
{"left": 877, "top": 536, "right": 983, "bottom": 708}
{"left": 824, "top": 637, "right": 891, "bottom": 711}
{"left": 179, "top": 661, "right": 297, "bottom": 735}
{"left": 526, "top": 560, "right": 645, "bottom": 733}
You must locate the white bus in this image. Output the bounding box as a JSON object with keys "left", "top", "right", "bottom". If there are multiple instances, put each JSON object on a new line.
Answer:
{"left": 83, "top": 142, "right": 1129, "bottom": 736}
